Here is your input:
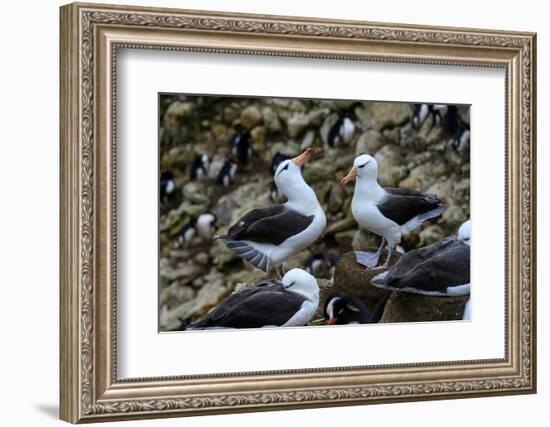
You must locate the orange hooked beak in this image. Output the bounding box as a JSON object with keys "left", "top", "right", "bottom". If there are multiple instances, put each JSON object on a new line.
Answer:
{"left": 340, "top": 166, "right": 357, "bottom": 187}
{"left": 327, "top": 317, "right": 337, "bottom": 325}
{"left": 291, "top": 147, "right": 317, "bottom": 167}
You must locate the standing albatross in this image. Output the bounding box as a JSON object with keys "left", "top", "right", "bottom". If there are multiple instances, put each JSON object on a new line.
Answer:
{"left": 371, "top": 220, "right": 471, "bottom": 296}
{"left": 217, "top": 147, "right": 326, "bottom": 276}
{"left": 186, "top": 268, "right": 319, "bottom": 329}
{"left": 340, "top": 154, "right": 444, "bottom": 268}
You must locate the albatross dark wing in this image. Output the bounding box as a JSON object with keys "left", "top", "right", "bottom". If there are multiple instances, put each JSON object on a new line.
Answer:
{"left": 383, "top": 238, "right": 470, "bottom": 293}
{"left": 190, "top": 281, "right": 306, "bottom": 328}
{"left": 377, "top": 187, "right": 443, "bottom": 225}
{"left": 225, "top": 205, "right": 314, "bottom": 245}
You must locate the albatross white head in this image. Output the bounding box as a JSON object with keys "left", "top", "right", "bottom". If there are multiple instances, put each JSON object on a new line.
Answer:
{"left": 340, "top": 153, "right": 379, "bottom": 187}
{"left": 274, "top": 147, "right": 320, "bottom": 213}
{"left": 458, "top": 219, "right": 471, "bottom": 246}
{"left": 281, "top": 268, "right": 319, "bottom": 302}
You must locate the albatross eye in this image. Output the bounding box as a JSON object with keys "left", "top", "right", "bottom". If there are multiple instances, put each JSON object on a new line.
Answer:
{"left": 277, "top": 162, "right": 290, "bottom": 176}
{"left": 357, "top": 160, "right": 370, "bottom": 169}
{"left": 285, "top": 281, "right": 296, "bottom": 289}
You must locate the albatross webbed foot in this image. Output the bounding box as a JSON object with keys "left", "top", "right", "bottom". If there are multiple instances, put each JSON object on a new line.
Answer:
{"left": 354, "top": 251, "right": 382, "bottom": 268}
{"left": 370, "top": 245, "right": 394, "bottom": 270}
{"left": 355, "top": 238, "right": 386, "bottom": 269}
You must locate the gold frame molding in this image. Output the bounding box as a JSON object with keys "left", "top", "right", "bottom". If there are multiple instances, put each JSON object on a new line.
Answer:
{"left": 60, "top": 2, "right": 537, "bottom": 423}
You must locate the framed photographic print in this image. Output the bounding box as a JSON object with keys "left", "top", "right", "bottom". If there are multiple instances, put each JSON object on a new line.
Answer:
{"left": 60, "top": 2, "right": 537, "bottom": 423}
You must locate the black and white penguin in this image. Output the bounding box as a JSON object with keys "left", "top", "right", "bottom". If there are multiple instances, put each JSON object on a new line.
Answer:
{"left": 323, "top": 292, "right": 391, "bottom": 325}
{"left": 327, "top": 116, "right": 355, "bottom": 148}
{"left": 186, "top": 268, "right": 319, "bottom": 329}
{"left": 190, "top": 153, "right": 209, "bottom": 180}
{"left": 216, "top": 159, "right": 238, "bottom": 187}
{"left": 341, "top": 154, "right": 444, "bottom": 268}
{"left": 229, "top": 125, "right": 253, "bottom": 165}
{"left": 195, "top": 212, "right": 217, "bottom": 240}
{"left": 175, "top": 219, "right": 196, "bottom": 248}
{"left": 160, "top": 171, "right": 175, "bottom": 202}
{"left": 325, "top": 253, "right": 340, "bottom": 276}
{"left": 304, "top": 253, "right": 325, "bottom": 276}
{"left": 440, "top": 105, "right": 470, "bottom": 153}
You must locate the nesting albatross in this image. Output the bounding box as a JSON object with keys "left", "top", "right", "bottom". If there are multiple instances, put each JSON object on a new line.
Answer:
{"left": 186, "top": 268, "right": 319, "bottom": 329}
{"left": 370, "top": 220, "right": 471, "bottom": 296}
{"left": 340, "top": 154, "right": 444, "bottom": 268}
{"left": 216, "top": 147, "right": 326, "bottom": 276}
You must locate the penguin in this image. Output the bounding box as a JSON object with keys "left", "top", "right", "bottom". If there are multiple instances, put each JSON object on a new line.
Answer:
{"left": 175, "top": 219, "right": 196, "bottom": 248}
{"left": 195, "top": 212, "right": 217, "bottom": 240}
{"left": 216, "top": 159, "right": 238, "bottom": 187}
{"left": 325, "top": 253, "right": 340, "bottom": 277}
{"left": 160, "top": 171, "right": 175, "bottom": 202}
{"left": 304, "top": 253, "right": 326, "bottom": 276}
{"left": 190, "top": 153, "right": 209, "bottom": 180}
{"left": 327, "top": 116, "right": 355, "bottom": 147}
{"left": 229, "top": 124, "right": 253, "bottom": 164}
{"left": 441, "top": 106, "right": 470, "bottom": 153}
{"left": 323, "top": 291, "right": 391, "bottom": 325}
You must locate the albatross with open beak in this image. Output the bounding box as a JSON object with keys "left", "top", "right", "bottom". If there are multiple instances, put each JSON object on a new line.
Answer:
{"left": 217, "top": 147, "right": 326, "bottom": 276}
{"left": 340, "top": 154, "right": 444, "bottom": 268}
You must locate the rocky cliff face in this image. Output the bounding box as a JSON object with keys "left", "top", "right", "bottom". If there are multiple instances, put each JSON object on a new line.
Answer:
{"left": 159, "top": 95, "right": 470, "bottom": 330}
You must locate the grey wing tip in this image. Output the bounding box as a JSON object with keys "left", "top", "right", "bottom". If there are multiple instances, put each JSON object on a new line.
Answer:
{"left": 371, "top": 271, "right": 389, "bottom": 286}
{"left": 417, "top": 205, "right": 445, "bottom": 223}
{"left": 221, "top": 239, "right": 270, "bottom": 272}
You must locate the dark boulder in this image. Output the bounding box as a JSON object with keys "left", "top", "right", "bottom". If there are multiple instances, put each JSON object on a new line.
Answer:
{"left": 380, "top": 292, "right": 468, "bottom": 323}
{"left": 316, "top": 250, "right": 399, "bottom": 319}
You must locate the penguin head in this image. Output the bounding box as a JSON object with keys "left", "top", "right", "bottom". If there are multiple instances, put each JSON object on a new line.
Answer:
{"left": 323, "top": 293, "right": 369, "bottom": 325}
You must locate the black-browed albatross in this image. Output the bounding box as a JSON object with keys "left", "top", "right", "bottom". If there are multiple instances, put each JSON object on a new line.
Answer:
{"left": 371, "top": 219, "right": 471, "bottom": 296}
{"left": 340, "top": 153, "right": 444, "bottom": 268}
{"left": 186, "top": 268, "right": 319, "bottom": 329}
{"left": 217, "top": 147, "right": 326, "bottom": 276}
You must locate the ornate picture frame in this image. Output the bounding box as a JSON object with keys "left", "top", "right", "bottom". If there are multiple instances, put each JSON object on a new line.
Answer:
{"left": 60, "top": 2, "right": 536, "bottom": 423}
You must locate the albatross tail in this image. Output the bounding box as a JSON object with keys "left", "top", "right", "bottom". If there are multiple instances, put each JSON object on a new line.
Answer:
{"left": 217, "top": 237, "right": 271, "bottom": 272}
{"left": 401, "top": 206, "right": 444, "bottom": 234}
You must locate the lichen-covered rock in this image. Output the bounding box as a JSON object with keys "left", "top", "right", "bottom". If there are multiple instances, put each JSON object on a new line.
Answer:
{"left": 160, "top": 280, "right": 229, "bottom": 330}
{"left": 374, "top": 145, "right": 408, "bottom": 186}
{"left": 363, "top": 102, "right": 411, "bottom": 131}
{"left": 287, "top": 112, "right": 310, "bottom": 138}
{"left": 381, "top": 292, "right": 468, "bottom": 323}
{"left": 251, "top": 126, "right": 266, "bottom": 145}
{"left": 240, "top": 105, "right": 262, "bottom": 129}
{"left": 355, "top": 130, "right": 385, "bottom": 156}
{"left": 261, "top": 106, "right": 283, "bottom": 132}
{"left": 163, "top": 101, "right": 194, "bottom": 129}
{"left": 302, "top": 156, "right": 338, "bottom": 184}
{"left": 318, "top": 251, "right": 399, "bottom": 318}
